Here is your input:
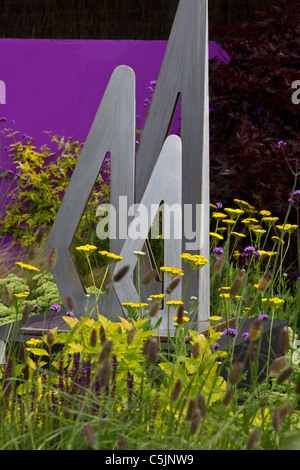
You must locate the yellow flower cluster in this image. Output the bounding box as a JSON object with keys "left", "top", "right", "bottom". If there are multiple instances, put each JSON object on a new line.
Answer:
{"left": 14, "top": 292, "right": 30, "bottom": 298}
{"left": 276, "top": 224, "right": 298, "bottom": 234}
{"left": 121, "top": 302, "right": 148, "bottom": 309}
{"left": 160, "top": 266, "right": 184, "bottom": 277}
{"left": 224, "top": 208, "right": 244, "bottom": 218}
{"left": 261, "top": 297, "right": 284, "bottom": 306}
{"left": 75, "top": 244, "right": 97, "bottom": 252}
{"left": 173, "top": 315, "right": 190, "bottom": 323}
{"left": 180, "top": 253, "right": 208, "bottom": 268}
{"left": 166, "top": 300, "right": 184, "bottom": 306}
{"left": 261, "top": 217, "right": 279, "bottom": 226}
{"left": 98, "top": 250, "right": 123, "bottom": 262}
{"left": 15, "top": 262, "right": 40, "bottom": 272}
{"left": 149, "top": 294, "right": 165, "bottom": 300}
{"left": 210, "top": 232, "right": 224, "bottom": 240}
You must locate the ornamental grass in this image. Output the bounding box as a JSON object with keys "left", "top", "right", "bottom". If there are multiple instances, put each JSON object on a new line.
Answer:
{"left": 0, "top": 192, "right": 299, "bottom": 450}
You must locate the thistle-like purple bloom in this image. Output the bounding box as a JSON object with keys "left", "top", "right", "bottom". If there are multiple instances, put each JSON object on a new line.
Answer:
{"left": 50, "top": 304, "right": 61, "bottom": 312}
{"left": 258, "top": 314, "right": 269, "bottom": 322}
{"left": 277, "top": 140, "right": 286, "bottom": 148}
{"left": 242, "top": 332, "right": 250, "bottom": 340}
{"left": 213, "top": 247, "right": 224, "bottom": 260}
{"left": 223, "top": 327, "right": 237, "bottom": 337}
{"left": 211, "top": 343, "right": 220, "bottom": 350}
{"left": 216, "top": 202, "right": 222, "bottom": 209}
{"left": 32, "top": 304, "right": 40, "bottom": 312}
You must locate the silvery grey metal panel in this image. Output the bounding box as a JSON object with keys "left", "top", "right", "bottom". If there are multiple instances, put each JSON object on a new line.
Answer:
{"left": 113, "top": 134, "right": 182, "bottom": 335}
{"left": 45, "top": 65, "right": 135, "bottom": 318}
{"left": 135, "top": 0, "right": 210, "bottom": 326}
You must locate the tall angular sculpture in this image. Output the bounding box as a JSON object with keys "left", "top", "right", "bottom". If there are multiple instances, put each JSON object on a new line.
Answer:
{"left": 45, "top": 0, "right": 210, "bottom": 332}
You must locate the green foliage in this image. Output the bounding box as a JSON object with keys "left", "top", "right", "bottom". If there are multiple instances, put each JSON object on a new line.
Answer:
{"left": 0, "top": 134, "right": 110, "bottom": 247}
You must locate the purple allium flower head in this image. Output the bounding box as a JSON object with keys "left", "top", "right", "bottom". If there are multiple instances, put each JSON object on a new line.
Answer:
{"left": 254, "top": 250, "right": 261, "bottom": 256}
{"left": 66, "top": 311, "right": 74, "bottom": 317}
{"left": 211, "top": 343, "right": 220, "bottom": 350}
{"left": 258, "top": 314, "right": 269, "bottom": 322}
{"left": 242, "top": 332, "right": 250, "bottom": 340}
{"left": 32, "top": 304, "right": 40, "bottom": 312}
{"left": 216, "top": 202, "right": 222, "bottom": 209}
{"left": 223, "top": 328, "right": 237, "bottom": 337}
{"left": 293, "top": 189, "right": 300, "bottom": 196}
{"left": 50, "top": 304, "right": 61, "bottom": 312}
{"left": 150, "top": 80, "right": 157, "bottom": 86}
{"left": 277, "top": 140, "right": 286, "bottom": 148}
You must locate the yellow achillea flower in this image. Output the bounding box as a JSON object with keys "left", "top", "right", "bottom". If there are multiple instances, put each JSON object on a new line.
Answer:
{"left": 233, "top": 199, "right": 255, "bottom": 210}
{"left": 160, "top": 266, "right": 184, "bottom": 277}
{"left": 231, "top": 232, "right": 246, "bottom": 238}
{"left": 276, "top": 224, "right": 298, "bottom": 234}
{"left": 15, "top": 262, "right": 40, "bottom": 272}
{"left": 173, "top": 315, "right": 189, "bottom": 323}
{"left": 149, "top": 294, "right": 165, "bottom": 300}
{"left": 218, "top": 286, "right": 230, "bottom": 291}
{"left": 98, "top": 250, "right": 123, "bottom": 262}
{"left": 241, "top": 218, "right": 259, "bottom": 225}
{"left": 208, "top": 315, "right": 223, "bottom": 322}
{"left": 261, "top": 297, "right": 284, "bottom": 306}
{"left": 210, "top": 203, "right": 217, "bottom": 209}
{"left": 212, "top": 212, "right": 227, "bottom": 219}
{"left": 26, "top": 338, "right": 42, "bottom": 346}
{"left": 233, "top": 251, "right": 241, "bottom": 257}
{"left": 75, "top": 244, "right": 97, "bottom": 252}
{"left": 260, "top": 210, "right": 272, "bottom": 216}
{"left": 219, "top": 293, "right": 230, "bottom": 299}
{"left": 121, "top": 302, "right": 148, "bottom": 309}
{"left": 271, "top": 236, "right": 285, "bottom": 244}
{"left": 253, "top": 228, "right": 266, "bottom": 235}
{"left": 222, "top": 219, "right": 235, "bottom": 225}
{"left": 210, "top": 232, "right": 224, "bottom": 240}
{"left": 14, "top": 292, "right": 30, "bottom": 298}
{"left": 261, "top": 216, "right": 279, "bottom": 226}
{"left": 166, "top": 300, "right": 184, "bottom": 306}
{"left": 181, "top": 253, "right": 208, "bottom": 268}
{"left": 259, "top": 250, "right": 277, "bottom": 257}
{"left": 224, "top": 208, "right": 244, "bottom": 218}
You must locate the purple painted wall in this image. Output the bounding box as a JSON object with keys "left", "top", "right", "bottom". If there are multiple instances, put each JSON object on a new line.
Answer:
{"left": 0, "top": 39, "right": 227, "bottom": 150}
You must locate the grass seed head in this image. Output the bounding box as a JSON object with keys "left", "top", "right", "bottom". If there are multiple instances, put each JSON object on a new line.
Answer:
{"left": 258, "top": 271, "right": 272, "bottom": 291}
{"left": 21, "top": 304, "right": 31, "bottom": 327}
{"left": 171, "top": 378, "right": 182, "bottom": 401}
{"left": 48, "top": 247, "right": 58, "bottom": 268}
{"left": 165, "top": 277, "right": 181, "bottom": 294}
{"left": 1, "top": 286, "right": 14, "bottom": 307}
{"left": 190, "top": 409, "right": 201, "bottom": 435}
{"left": 113, "top": 265, "right": 130, "bottom": 282}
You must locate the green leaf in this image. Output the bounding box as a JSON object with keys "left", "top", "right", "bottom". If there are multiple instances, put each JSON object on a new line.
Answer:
{"left": 28, "top": 348, "right": 49, "bottom": 357}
